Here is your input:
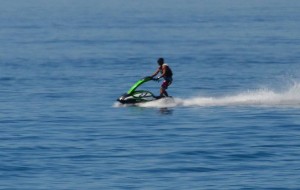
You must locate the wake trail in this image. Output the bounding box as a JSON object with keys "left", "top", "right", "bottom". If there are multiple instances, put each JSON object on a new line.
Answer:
{"left": 138, "top": 82, "right": 300, "bottom": 108}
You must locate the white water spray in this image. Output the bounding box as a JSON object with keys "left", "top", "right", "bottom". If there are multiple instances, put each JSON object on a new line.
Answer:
{"left": 137, "top": 82, "right": 300, "bottom": 108}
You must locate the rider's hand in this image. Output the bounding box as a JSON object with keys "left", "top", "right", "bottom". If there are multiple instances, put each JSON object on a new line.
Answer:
{"left": 153, "top": 77, "right": 160, "bottom": 81}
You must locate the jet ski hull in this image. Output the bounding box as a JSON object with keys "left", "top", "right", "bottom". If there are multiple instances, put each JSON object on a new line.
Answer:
{"left": 117, "top": 90, "right": 158, "bottom": 104}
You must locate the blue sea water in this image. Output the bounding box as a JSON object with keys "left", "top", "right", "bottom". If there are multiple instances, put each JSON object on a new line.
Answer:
{"left": 1, "top": 0, "right": 300, "bottom": 189}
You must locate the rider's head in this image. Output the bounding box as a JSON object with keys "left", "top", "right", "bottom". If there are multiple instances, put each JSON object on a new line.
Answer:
{"left": 157, "top": 58, "right": 164, "bottom": 66}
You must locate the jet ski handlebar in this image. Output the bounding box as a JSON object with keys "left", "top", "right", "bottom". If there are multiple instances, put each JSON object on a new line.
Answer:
{"left": 144, "top": 76, "right": 160, "bottom": 81}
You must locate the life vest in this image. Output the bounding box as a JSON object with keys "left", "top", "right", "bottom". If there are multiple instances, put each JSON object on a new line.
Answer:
{"left": 160, "top": 63, "right": 173, "bottom": 78}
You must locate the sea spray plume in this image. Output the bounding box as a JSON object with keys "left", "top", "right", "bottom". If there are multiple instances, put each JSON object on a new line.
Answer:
{"left": 133, "top": 82, "right": 300, "bottom": 108}
{"left": 180, "top": 83, "right": 300, "bottom": 107}
{"left": 279, "top": 82, "right": 300, "bottom": 105}
{"left": 138, "top": 97, "right": 178, "bottom": 108}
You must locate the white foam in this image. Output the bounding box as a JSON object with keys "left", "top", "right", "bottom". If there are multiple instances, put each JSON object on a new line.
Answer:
{"left": 137, "top": 82, "right": 300, "bottom": 108}
{"left": 138, "top": 97, "right": 178, "bottom": 108}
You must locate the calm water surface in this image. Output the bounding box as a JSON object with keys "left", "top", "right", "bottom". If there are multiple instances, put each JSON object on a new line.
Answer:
{"left": 1, "top": 0, "right": 300, "bottom": 189}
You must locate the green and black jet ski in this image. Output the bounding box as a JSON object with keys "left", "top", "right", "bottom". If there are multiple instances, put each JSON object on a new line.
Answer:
{"left": 117, "top": 76, "right": 160, "bottom": 104}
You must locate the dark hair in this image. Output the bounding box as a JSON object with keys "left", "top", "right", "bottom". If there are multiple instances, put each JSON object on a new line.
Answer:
{"left": 157, "top": 58, "right": 164, "bottom": 65}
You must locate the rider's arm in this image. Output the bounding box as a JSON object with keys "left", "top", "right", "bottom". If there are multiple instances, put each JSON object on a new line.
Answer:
{"left": 151, "top": 68, "right": 160, "bottom": 78}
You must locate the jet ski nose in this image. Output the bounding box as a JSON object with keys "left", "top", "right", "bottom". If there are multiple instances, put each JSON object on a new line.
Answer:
{"left": 117, "top": 93, "right": 129, "bottom": 103}
{"left": 117, "top": 98, "right": 124, "bottom": 104}
{"left": 117, "top": 96, "right": 123, "bottom": 102}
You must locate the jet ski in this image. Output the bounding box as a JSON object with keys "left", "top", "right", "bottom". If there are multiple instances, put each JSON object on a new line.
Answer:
{"left": 117, "top": 76, "right": 161, "bottom": 104}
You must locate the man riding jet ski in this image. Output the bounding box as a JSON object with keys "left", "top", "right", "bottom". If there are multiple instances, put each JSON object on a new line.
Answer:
{"left": 117, "top": 58, "right": 173, "bottom": 104}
